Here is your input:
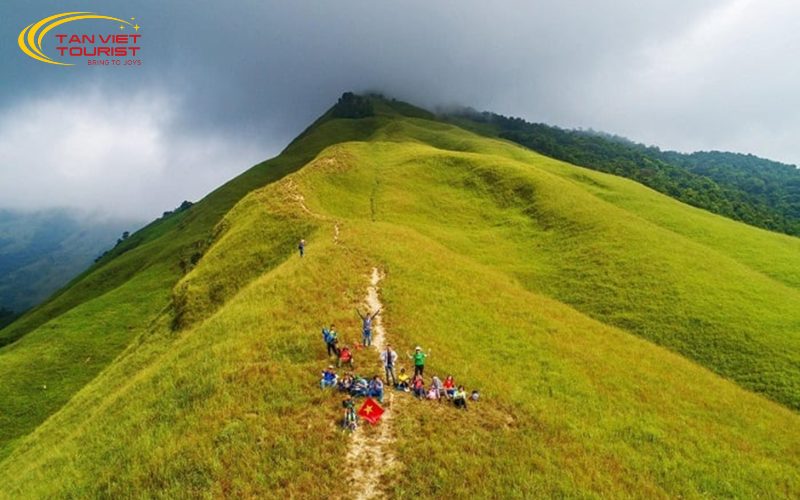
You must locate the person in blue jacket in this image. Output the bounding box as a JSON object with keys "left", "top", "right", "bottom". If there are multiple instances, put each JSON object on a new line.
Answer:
{"left": 320, "top": 366, "right": 338, "bottom": 389}
{"left": 368, "top": 375, "right": 385, "bottom": 403}
{"left": 322, "top": 324, "right": 339, "bottom": 357}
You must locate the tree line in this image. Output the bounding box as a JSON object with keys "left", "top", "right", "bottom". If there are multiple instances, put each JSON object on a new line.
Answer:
{"left": 447, "top": 109, "right": 800, "bottom": 237}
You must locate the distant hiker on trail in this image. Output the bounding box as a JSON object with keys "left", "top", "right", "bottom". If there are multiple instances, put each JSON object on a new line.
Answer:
{"left": 342, "top": 395, "right": 357, "bottom": 431}
{"left": 443, "top": 375, "right": 455, "bottom": 399}
{"left": 396, "top": 368, "right": 410, "bottom": 391}
{"left": 323, "top": 325, "right": 339, "bottom": 357}
{"left": 356, "top": 307, "right": 380, "bottom": 347}
{"left": 320, "top": 366, "right": 338, "bottom": 389}
{"left": 453, "top": 385, "right": 467, "bottom": 410}
{"left": 407, "top": 346, "right": 429, "bottom": 377}
{"left": 380, "top": 344, "right": 398, "bottom": 386}
{"left": 338, "top": 345, "right": 354, "bottom": 369}
{"left": 298, "top": 239, "right": 306, "bottom": 257}
{"left": 368, "top": 376, "right": 385, "bottom": 403}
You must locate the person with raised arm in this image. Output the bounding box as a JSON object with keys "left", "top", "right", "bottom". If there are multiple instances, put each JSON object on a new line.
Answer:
{"left": 356, "top": 307, "right": 380, "bottom": 347}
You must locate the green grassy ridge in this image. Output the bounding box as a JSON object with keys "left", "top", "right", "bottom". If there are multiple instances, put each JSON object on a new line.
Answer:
{"left": 1, "top": 96, "right": 799, "bottom": 496}
{"left": 0, "top": 109, "right": 390, "bottom": 458}
{"left": 0, "top": 210, "right": 185, "bottom": 348}
{"left": 0, "top": 107, "right": 388, "bottom": 349}
{"left": 368, "top": 223, "right": 799, "bottom": 498}
{"left": 0, "top": 261, "right": 174, "bottom": 462}
{"left": 4, "top": 150, "right": 799, "bottom": 497}
{"left": 297, "top": 123, "right": 800, "bottom": 408}
{"left": 0, "top": 220, "right": 365, "bottom": 498}
{"left": 436, "top": 116, "right": 800, "bottom": 289}
{"left": 172, "top": 178, "right": 318, "bottom": 330}
{"left": 445, "top": 111, "right": 800, "bottom": 237}
{"left": 556, "top": 167, "right": 800, "bottom": 290}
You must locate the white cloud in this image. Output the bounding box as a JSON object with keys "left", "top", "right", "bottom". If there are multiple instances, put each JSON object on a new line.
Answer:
{"left": 0, "top": 87, "right": 272, "bottom": 220}
{"left": 571, "top": 0, "right": 800, "bottom": 163}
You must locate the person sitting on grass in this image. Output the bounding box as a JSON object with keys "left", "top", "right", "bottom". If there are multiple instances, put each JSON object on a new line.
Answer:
{"left": 396, "top": 367, "right": 410, "bottom": 391}
{"left": 320, "top": 366, "right": 338, "bottom": 389}
{"left": 368, "top": 375, "right": 385, "bottom": 403}
{"left": 338, "top": 345, "right": 354, "bottom": 369}
{"left": 453, "top": 385, "right": 467, "bottom": 410}
{"left": 412, "top": 374, "right": 426, "bottom": 399}
{"left": 471, "top": 390, "right": 480, "bottom": 402}
{"left": 443, "top": 375, "right": 455, "bottom": 399}
{"left": 431, "top": 375, "right": 444, "bottom": 399}
{"left": 351, "top": 375, "right": 369, "bottom": 397}
{"left": 426, "top": 384, "right": 440, "bottom": 401}
{"left": 338, "top": 372, "right": 354, "bottom": 393}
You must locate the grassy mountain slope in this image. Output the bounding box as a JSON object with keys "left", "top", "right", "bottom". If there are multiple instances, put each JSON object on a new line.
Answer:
{"left": 446, "top": 111, "right": 800, "bottom": 237}
{"left": 0, "top": 109, "right": 382, "bottom": 460}
{"left": 1, "top": 96, "right": 798, "bottom": 497}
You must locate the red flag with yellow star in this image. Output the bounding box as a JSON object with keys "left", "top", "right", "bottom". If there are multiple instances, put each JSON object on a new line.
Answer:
{"left": 357, "top": 397, "right": 384, "bottom": 425}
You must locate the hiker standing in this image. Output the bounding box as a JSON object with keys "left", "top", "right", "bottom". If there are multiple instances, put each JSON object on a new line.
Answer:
{"left": 380, "top": 344, "right": 398, "bottom": 386}
{"left": 342, "top": 395, "right": 357, "bottom": 430}
{"left": 298, "top": 239, "right": 306, "bottom": 257}
{"left": 324, "top": 324, "right": 339, "bottom": 357}
{"left": 407, "top": 346, "right": 429, "bottom": 377}
{"left": 356, "top": 307, "right": 380, "bottom": 347}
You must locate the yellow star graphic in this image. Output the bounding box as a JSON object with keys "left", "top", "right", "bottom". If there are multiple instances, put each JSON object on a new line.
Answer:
{"left": 134, "top": 24, "right": 140, "bottom": 31}
{"left": 363, "top": 405, "right": 373, "bottom": 414}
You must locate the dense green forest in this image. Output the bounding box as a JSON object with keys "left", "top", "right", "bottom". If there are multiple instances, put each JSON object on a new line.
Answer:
{"left": 447, "top": 110, "right": 800, "bottom": 236}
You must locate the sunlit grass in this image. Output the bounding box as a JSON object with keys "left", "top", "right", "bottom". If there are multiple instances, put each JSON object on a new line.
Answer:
{"left": 0, "top": 99, "right": 798, "bottom": 497}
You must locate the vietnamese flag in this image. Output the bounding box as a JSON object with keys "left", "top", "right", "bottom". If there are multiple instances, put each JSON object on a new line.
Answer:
{"left": 357, "top": 397, "right": 384, "bottom": 425}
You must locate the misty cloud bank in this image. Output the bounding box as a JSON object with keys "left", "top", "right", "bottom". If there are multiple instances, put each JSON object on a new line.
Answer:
{"left": 1, "top": 0, "right": 798, "bottom": 219}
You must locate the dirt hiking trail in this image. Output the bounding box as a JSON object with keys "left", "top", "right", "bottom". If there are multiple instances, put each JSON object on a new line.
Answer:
{"left": 344, "top": 268, "right": 400, "bottom": 500}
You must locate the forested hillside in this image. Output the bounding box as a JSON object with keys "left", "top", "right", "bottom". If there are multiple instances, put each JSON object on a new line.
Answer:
{"left": 447, "top": 110, "right": 800, "bottom": 236}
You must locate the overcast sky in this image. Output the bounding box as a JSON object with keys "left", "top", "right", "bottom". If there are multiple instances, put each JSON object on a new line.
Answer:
{"left": 1, "top": 0, "right": 798, "bottom": 220}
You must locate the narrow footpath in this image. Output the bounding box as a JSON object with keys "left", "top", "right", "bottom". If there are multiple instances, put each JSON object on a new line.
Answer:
{"left": 344, "top": 268, "right": 399, "bottom": 500}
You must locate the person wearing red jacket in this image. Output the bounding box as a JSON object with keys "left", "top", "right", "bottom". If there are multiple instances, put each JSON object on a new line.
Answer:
{"left": 338, "top": 345, "right": 354, "bottom": 369}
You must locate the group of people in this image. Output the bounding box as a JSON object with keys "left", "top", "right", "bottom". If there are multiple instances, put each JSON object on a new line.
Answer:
{"left": 318, "top": 307, "right": 480, "bottom": 430}
{"left": 400, "top": 370, "right": 477, "bottom": 409}
{"left": 320, "top": 306, "right": 381, "bottom": 366}
{"left": 320, "top": 368, "right": 387, "bottom": 402}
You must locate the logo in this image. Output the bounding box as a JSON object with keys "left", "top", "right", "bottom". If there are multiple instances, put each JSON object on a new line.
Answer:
{"left": 19, "top": 12, "right": 142, "bottom": 66}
